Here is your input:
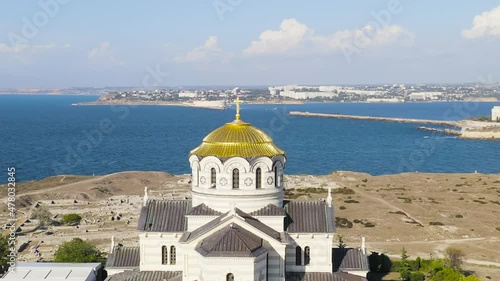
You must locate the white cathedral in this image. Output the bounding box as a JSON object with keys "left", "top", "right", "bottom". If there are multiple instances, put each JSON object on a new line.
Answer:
{"left": 105, "top": 100, "right": 369, "bottom": 281}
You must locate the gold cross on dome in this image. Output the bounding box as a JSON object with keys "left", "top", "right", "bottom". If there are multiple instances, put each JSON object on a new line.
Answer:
{"left": 235, "top": 95, "right": 241, "bottom": 120}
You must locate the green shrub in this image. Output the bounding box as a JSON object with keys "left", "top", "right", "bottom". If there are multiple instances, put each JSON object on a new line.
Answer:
{"left": 335, "top": 217, "right": 353, "bottom": 228}
{"left": 364, "top": 222, "right": 376, "bottom": 228}
{"left": 333, "top": 187, "right": 355, "bottom": 195}
{"left": 31, "top": 205, "right": 54, "bottom": 227}
{"left": 409, "top": 271, "right": 424, "bottom": 281}
{"left": 61, "top": 214, "right": 82, "bottom": 225}
{"left": 55, "top": 238, "right": 104, "bottom": 263}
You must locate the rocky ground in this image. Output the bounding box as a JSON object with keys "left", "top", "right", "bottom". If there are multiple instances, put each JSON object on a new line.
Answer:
{"left": 1, "top": 171, "right": 499, "bottom": 279}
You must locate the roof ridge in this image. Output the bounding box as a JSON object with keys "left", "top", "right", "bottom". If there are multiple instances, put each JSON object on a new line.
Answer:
{"left": 230, "top": 225, "right": 258, "bottom": 251}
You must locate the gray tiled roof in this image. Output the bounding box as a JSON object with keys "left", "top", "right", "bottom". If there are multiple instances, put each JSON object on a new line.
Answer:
{"left": 250, "top": 203, "right": 287, "bottom": 216}
{"left": 196, "top": 223, "right": 266, "bottom": 257}
{"left": 333, "top": 248, "right": 370, "bottom": 272}
{"left": 284, "top": 200, "right": 335, "bottom": 233}
{"left": 180, "top": 210, "right": 229, "bottom": 242}
{"left": 137, "top": 199, "right": 191, "bottom": 232}
{"left": 180, "top": 208, "right": 282, "bottom": 243}
{"left": 286, "top": 272, "right": 367, "bottom": 281}
{"left": 105, "top": 271, "right": 182, "bottom": 281}
{"left": 106, "top": 246, "right": 140, "bottom": 268}
{"left": 186, "top": 203, "right": 222, "bottom": 216}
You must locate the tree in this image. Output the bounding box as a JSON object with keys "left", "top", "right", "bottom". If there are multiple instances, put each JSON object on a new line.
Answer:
{"left": 0, "top": 235, "right": 9, "bottom": 273}
{"left": 428, "top": 259, "right": 446, "bottom": 277}
{"left": 401, "top": 247, "right": 409, "bottom": 265}
{"left": 445, "top": 246, "right": 464, "bottom": 270}
{"left": 54, "top": 238, "right": 105, "bottom": 263}
{"left": 31, "top": 205, "right": 53, "bottom": 227}
{"left": 61, "top": 214, "right": 82, "bottom": 225}
{"left": 368, "top": 252, "right": 392, "bottom": 273}
{"left": 409, "top": 271, "right": 425, "bottom": 281}
{"left": 411, "top": 256, "right": 421, "bottom": 271}
{"left": 431, "top": 267, "right": 463, "bottom": 281}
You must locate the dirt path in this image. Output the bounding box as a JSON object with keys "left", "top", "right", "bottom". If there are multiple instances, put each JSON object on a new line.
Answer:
{"left": 353, "top": 186, "right": 427, "bottom": 230}
{"left": 2, "top": 174, "right": 115, "bottom": 204}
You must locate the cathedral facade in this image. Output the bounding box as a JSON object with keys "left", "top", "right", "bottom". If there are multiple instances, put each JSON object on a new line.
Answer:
{"left": 106, "top": 101, "right": 368, "bottom": 281}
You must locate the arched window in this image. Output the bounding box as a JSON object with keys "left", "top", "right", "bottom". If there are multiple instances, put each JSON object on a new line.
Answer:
{"left": 274, "top": 168, "right": 279, "bottom": 188}
{"left": 232, "top": 168, "right": 239, "bottom": 189}
{"left": 304, "top": 246, "right": 310, "bottom": 265}
{"left": 210, "top": 168, "right": 216, "bottom": 188}
{"left": 256, "top": 168, "right": 262, "bottom": 189}
{"left": 170, "top": 246, "right": 176, "bottom": 265}
{"left": 226, "top": 273, "right": 234, "bottom": 281}
{"left": 295, "top": 246, "right": 302, "bottom": 265}
{"left": 161, "top": 246, "right": 168, "bottom": 265}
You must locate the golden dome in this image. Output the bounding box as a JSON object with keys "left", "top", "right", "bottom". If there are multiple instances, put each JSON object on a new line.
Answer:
{"left": 191, "top": 96, "right": 285, "bottom": 158}
{"left": 190, "top": 119, "right": 285, "bottom": 158}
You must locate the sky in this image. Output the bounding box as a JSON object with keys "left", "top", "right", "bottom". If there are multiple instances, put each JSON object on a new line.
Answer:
{"left": 0, "top": 0, "right": 499, "bottom": 88}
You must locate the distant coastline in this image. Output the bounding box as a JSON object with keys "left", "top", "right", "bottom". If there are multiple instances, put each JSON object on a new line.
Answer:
{"left": 72, "top": 100, "right": 229, "bottom": 110}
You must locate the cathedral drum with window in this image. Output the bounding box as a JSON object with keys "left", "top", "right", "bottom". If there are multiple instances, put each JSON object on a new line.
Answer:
{"left": 105, "top": 99, "right": 369, "bottom": 281}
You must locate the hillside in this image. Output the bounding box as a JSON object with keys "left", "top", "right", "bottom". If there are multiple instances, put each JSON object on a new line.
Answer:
{"left": 1, "top": 171, "right": 499, "bottom": 279}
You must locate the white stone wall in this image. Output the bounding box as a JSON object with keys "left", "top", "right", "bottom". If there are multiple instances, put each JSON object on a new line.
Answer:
{"left": 191, "top": 190, "right": 284, "bottom": 214}
{"left": 285, "top": 234, "right": 333, "bottom": 273}
{"left": 139, "top": 233, "right": 184, "bottom": 272}
{"left": 185, "top": 255, "right": 260, "bottom": 281}
{"left": 186, "top": 215, "right": 220, "bottom": 231}
{"left": 252, "top": 216, "right": 285, "bottom": 232}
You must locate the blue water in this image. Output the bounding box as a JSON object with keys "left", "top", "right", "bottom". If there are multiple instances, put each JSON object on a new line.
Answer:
{"left": 1, "top": 95, "right": 500, "bottom": 183}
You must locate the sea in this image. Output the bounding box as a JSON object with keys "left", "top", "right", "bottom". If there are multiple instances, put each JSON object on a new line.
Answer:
{"left": 1, "top": 94, "right": 500, "bottom": 183}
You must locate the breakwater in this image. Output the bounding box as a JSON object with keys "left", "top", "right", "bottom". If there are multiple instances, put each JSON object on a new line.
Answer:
{"left": 417, "top": 126, "right": 461, "bottom": 136}
{"left": 289, "top": 111, "right": 460, "bottom": 127}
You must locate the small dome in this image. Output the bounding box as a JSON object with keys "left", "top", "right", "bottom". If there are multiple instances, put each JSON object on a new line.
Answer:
{"left": 190, "top": 119, "right": 285, "bottom": 158}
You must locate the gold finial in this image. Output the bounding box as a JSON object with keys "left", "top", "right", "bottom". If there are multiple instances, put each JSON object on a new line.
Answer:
{"left": 235, "top": 96, "right": 241, "bottom": 120}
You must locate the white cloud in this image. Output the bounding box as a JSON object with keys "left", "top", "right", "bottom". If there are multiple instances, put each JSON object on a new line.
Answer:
{"left": 463, "top": 6, "right": 500, "bottom": 39}
{"left": 175, "top": 36, "right": 222, "bottom": 63}
{"left": 88, "top": 41, "right": 121, "bottom": 64}
{"left": 314, "top": 24, "right": 413, "bottom": 52}
{"left": 243, "top": 19, "right": 313, "bottom": 55}
{"left": 0, "top": 43, "right": 28, "bottom": 53}
{"left": 88, "top": 41, "right": 113, "bottom": 58}
{"left": 0, "top": 43, "right": 60, "bottom": 54}
{"left": 243, "top": 18, "right": 412, "bottom": 56}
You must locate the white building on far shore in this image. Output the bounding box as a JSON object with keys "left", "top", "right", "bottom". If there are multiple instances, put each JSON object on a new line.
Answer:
{"left": 409, "top": 92, "right": 443, "bottom": 101}
{"left": 492, "top": 106, "right": 500, "bottom": 121}
{"left": 280, "top": 90, "right": 337, "bottom": 99}
{"left": 179, "top": 91, "right": 198, "bottom": 98}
